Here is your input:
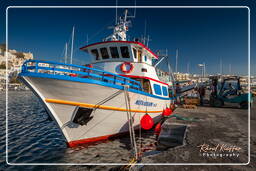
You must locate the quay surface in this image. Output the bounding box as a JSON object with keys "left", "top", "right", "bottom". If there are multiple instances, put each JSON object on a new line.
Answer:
{"left": 141, "top": 100, "right": 256, "bottom": 170}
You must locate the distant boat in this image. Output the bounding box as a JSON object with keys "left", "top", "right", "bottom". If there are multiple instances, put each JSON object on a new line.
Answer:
{"left": 18, "top": 10, "right": 175, "bottom": 147}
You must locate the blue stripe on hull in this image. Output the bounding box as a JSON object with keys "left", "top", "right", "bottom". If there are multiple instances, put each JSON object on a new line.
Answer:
{"left": 19, "top": 72, "right": 173, "bottom": 100}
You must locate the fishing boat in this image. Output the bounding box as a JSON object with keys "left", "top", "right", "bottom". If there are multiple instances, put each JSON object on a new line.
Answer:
{"left": 18, "top": 10, "right": 175, "bottom": 147}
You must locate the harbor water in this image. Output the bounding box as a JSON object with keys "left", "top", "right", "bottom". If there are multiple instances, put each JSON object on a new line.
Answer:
{"left": 0, "top": 91, "right": 157, "bottom": 170}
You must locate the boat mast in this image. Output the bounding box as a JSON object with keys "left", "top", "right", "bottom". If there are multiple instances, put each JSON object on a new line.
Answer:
{"left": 187, "top": 62, "right": 190, "bottom": 74}
{"left": 175, "top": 49, "right": 178, "bottom": 73}
{"left": 70, "top": 26, "right": 75, "bottom": 64}
{"left": 64, "top": 42, "right": 68, "bottom": 64}
{"left": 86, "top": 34, "right": 89, "bottom": 45}
{"left": 220, "top": 58, "right": 223, "bottom": 75}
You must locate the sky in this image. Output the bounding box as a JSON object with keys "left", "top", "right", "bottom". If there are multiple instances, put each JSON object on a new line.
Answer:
{"left": 1, "top": 0, "right": 255, "bottom": 76}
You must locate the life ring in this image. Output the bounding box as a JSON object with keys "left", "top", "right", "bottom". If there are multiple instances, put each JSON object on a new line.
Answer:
{"left": 120, "top": 62, "right": 134, "bottom": 73}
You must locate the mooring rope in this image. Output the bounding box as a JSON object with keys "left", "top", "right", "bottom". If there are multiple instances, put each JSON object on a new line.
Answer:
{"left": 124, "top": 85, "right": 138, "bottom": 161}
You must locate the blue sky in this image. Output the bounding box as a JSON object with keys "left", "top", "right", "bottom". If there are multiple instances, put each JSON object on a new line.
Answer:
{"left": 1, "top": 0, "right": 255, "bottom": 76}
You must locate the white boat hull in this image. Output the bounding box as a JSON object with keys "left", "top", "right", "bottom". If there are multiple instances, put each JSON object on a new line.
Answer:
{"left": 20, "top": 76, "right": 171, "bottom": 147}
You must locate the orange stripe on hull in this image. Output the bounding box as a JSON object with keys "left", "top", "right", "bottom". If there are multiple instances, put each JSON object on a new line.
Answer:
{"left": 45, "top": 98, "right": 163, "bottom": 113}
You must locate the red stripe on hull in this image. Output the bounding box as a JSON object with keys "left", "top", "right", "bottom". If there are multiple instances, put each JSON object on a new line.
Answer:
{"left": 67, "top": 115, "right": 164, "bottom": 148}
{"left": 67, "top": 131, "right": 130, "bottom": 148}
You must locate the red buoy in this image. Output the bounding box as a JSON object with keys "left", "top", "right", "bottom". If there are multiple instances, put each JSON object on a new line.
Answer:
{"left": 69, "top": 73, "right": 77, "bottom": 77}
{"left": 154, "top": 122, "right": 162, "bottom": 135}
{"left": 162, "top": 107, "right": 172, "bottom": 117}
{"left": 140, "top": 114, "right": 154, "bottom": 130}
{"left": 168, "top": 107, "right": 173, "bottom": 115}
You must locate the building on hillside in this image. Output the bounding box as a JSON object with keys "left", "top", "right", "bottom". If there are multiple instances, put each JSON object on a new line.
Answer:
{"left": 173, "top": 72, "right": 190, "bottom": 81}
{"left": 0, "top": 44, "right": 33, "bottom": 72}
{"left": 0, "top": 44, "right": 34, "bottom": 85}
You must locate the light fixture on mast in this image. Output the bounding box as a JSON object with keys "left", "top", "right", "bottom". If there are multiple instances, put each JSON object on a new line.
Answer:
{"left": 104, "top": 9, "right": 136, "bottom": 41}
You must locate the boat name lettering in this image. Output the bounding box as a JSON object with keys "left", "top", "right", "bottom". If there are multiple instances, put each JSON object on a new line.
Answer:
{"left": 135, "top": 100, "right": 157, "bottom": 107}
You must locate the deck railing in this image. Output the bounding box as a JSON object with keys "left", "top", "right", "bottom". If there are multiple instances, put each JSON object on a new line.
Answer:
{"left": 21, "top": 60, "right": 143, "bottom": 91}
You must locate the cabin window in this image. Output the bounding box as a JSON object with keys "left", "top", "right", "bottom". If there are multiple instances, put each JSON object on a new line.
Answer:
{"left": 138, "top": 49, "right": 142, "bottom": 62}
{"left": 133, "top": 78, "right": 152, "bottom": 94}
{"left": 162, "top": 86, "right": 168, "bottom": 96}
{"left": 120, "top": 46, "right": 130, "bottom": 58}
{"left": 110, "top": 47, "right": 119, "bottom": 58}
{"left": 141, "top": 68, "right": 147, "bottom": 72}
{"left": 133, "top": 48, "right": 137, "bottom": 59}
{"left": 153, "top": 84, "right": 162, "bottom": 95}
{"left": 144, "top": 55, "right": 147, "bottom": 62}
{"left": 100, "top": 48, "right": 109, "bottom": 59}
{"left": 91, "top": 49, "right": 99, "bottom": 60}
{"left": 143, "top": 79, "right": 152, "bottom": 94}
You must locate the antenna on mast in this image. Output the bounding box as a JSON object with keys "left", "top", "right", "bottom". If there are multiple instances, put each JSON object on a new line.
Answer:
{"left": 115, "top": 0, "right": 118, "bottom": 25}
{"left": 143, "top": 20, "right": 147, "bottom": 44}
{"left": 146, "top": 35, "right": 150, "bottom": 47}
{"left": 105, "top": 8, "right": 135, "bottom": 41}
{"left": 130, "top": 0, "right": 136, "bottom": 18}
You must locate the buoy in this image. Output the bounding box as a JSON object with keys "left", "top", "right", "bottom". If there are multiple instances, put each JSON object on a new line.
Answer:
{"left": 140, "top": 114, "right": 154, "bottom": 130}
{"left": 154, "top": 122, "right": 161, "bottom": 135}
{"left": 69, "top": 73, "right": 77, "bottom": 77}
{"left": 162, "top": 107, "right": 172, "bottom": 117}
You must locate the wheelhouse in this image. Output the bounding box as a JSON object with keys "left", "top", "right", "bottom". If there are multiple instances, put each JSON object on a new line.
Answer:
{"left": 79, "top": 9, "right": 172, "bottom": 99}
{"left": 80, "top": 41, "right": 158, "bottom": 65}
{"left": 80, "top": 41, "right": 170, "bottom": 98}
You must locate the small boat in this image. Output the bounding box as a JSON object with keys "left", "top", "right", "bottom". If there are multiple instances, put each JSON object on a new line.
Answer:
{"left": 18, "top": 10, "right": 175, "bottom": 147}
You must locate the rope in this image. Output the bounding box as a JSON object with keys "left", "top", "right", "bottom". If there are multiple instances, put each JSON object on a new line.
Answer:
{"left": 93, "top": 89, "right": 123, "bottom": 112}
{"left": 138, "top": 95, "right": 142, "bottom": 159}
{"left": 124, "top": 85, "right": 138, "bottom": 160}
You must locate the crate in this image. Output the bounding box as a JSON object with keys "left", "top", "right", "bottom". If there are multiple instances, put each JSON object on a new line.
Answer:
{"left": 184, "top": 97, "right": 200, "bottom": 105}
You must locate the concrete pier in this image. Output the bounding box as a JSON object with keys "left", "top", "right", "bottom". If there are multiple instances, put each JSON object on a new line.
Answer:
{"left": 141, "top": 100, "right": 255, "bottom": 170}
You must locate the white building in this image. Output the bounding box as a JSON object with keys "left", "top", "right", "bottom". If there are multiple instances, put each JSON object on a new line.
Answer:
{"left": 0, "top": 44, "right": 33, "bottom": 84}
{"left": 173, "top": 72, "right": 190, "bottom": 81}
